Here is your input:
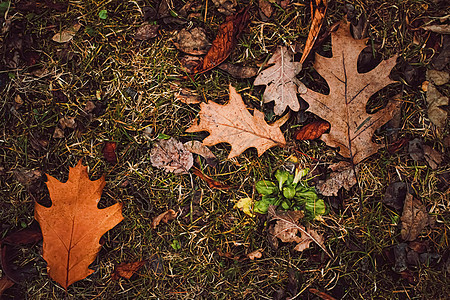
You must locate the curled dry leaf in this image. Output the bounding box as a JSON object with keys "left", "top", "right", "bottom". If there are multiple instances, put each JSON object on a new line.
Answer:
{"left": 149, "top": 138, "right": 194, "bottom": 174}
{"left": 400, "top": 193, "right": 429, "bottom": 241}
{"left": 52, "top": 23, "right": 81, "bottom": 43}
{"left": 134, "top": 24, "right": 159, "bottom": 40}
{"left": 34, "top": 160, "right": 123, "bottom": 289}
{"left": 300, "top": 19, "right": 400, "bottom": 164}
{"left": 190, "top": 6, "right": 250, "bottom": 74}
{"left": 254, "top": 46, "right": 306, "bottom": 115}
{"left": 422, "top": 24, "right": 450, "bottom": 34}
{"left": 217, "top": 62, "right": 258, "bottom": 78}
{"left": 316, "top": 161, "right": 357, "bottom": 196}
{"left": 295, "top": 120, "right": 330, "bottom": 140}
{"left": 183, "top": 141, "right": 218, "bottom": 167}
{"left": 247, "top": 249, "right": 263, "bottom": 260}
{"left": 151, "top": 209, "right": 177, "bottom": 229}
{"left": 111, "top": 261, "right": 146, "bottom": 280}
{"left": 186, "top": 85, "right": 286, "bottom": 158}
{"left": 300, "top": 0, "right": 328, "bottom": 64}
{"left": 174, "top": 27, "right": 211, "bottom": 55}
{"left": 191, "top": 166, "right": 231, "bottom": 190}
{"left": 268, "top": 206, "right": 329, "bottom": 256}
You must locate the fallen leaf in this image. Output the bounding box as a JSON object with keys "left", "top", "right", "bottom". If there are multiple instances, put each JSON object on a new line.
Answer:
{"left": 151, "top": 209, "right": 177, "bottom": 229}
{"left": 191, "top": 166, "right": 231, "bottom": 190}
{"left": 258, "top": 0, "right": 273, "bottom": 18}
{"left": 212, "top": 0, "right": 237, "bottom": 15}
{"left": 295, "top": 120, "right": 330, "bottom": 140}
{"left": 300, "top": 19, "right": 400, "bottom": 164}
{"left": 59, "top": 116, "right": 77, "bottom": 129}
{"left": 316, "top": 161, "right": 357, "bottom": 196}
{"left": 186, "top": 85, "right": 286, "bottom": 158}
{"left": 425, "top": 70, "right": 448, "bottom": 128}
{"left": 52, "top": 23, "right": 81, "bottom": 43}
{"left": 149, "top": 138, "right": 194, "bottom": 174}
{"left": 400, "top": 193, "right": 428, "bottom": 241}
{"left": 235, "top": 197, "right": 255, "bottom": 217}
{"left": 300, "top": 0, "right": 328, "bottom": 64}
{"left": 111, "top": 261, "right": 146, "bottom": 280}
{"left": 217, "top": 62, "right": 258, "bottom": 78}
{"left": 52, "top": 126, "right": 64, "bottom": 138}
{"left": 183, "top": 141, "right": 218, "bottom": 167}
{"left": 13, "top": 168, "right": 42, "bottom": 187}
{"left": 1, "top": 226, "right": 42, "bottom": 245}
{"left": 176, "top": 88, "right": 202, "bottom": 104}
{"left": 308, "top": 288, "right": 337, "bottom": 300}
{"left": 174, "top": 27, "right": 211, "bottom": 55}
{"left": 0, "top": 276, "right": 14, "bottom": 297}
{"left": 427, "top": 69, "right": 450, "bottom": 86}
{"left": 423, "top": 145, "right": 443, "bottom": 169}
{"left": 422, "top": 24, "right": 450, "bottom": 34}
{"left": 34, "top": 160, "right": 124, "bottom": 289}
{"left": 432, "top": 35, "right": 450, "bottom": 70}
{"left": 254, "top": 46, "right": 306, "bottom": 115}
{"left": 247, "top": 249, "right": 263, "bottom": 260}
{"left": 190, "top": 6, "right": 250, "bottom": 74}
{"left": 134, "top": 24, "right": 159, "bottom": 40}
{"left": 268, "top": 206, "right": 329, "bottom": 255}
{"left": 387, "top": 137, "right": 409, "bottom": 154}
{"left": 102, "top": 141, "right": 117, "bottom": 164}
{"left": 383, "top": 182, "right": 408, "bottom": 211}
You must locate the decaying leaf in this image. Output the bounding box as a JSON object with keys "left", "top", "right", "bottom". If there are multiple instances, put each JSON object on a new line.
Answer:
{"left": 13, "top": 168, "right": 42, "bottom": 187}
{"left": 176, "top": 88, "right": 202, "bottom": 104}
{"left": 186, "top": 85, "right": 286, "bottom": 158}
{"left": 300, "top": 19, "right": 400, "bottom": 164}
{"left": 400, "top": 193, "right": 429, "bottom": 241}
{"left": 102, "top": 141, "right": 117, "bottom": 164}
{"left": 316, "top": 161, "right": 357, "bottom": 196}
{"left": 191, "top": 166, "right": 231, "bottom": 190}
{"left": 174, "top": 27, "right": 211, "bottom": 55}
{"left": 134, "top": 24, "right": 159, "bottom": 40}
{"left": 183, "top": 141, "right": 218, "bottom": 167}
{"left": 151, "top": 209, "right": 177, "bottom": 229}
{"left": 111, "top": 261, "right": 146, "bottom": 280}
{"left": 149, "top": 138, "right": 194, "bottom": 174}
{"left": 268, "top": 206, "right": 329, "bottom": 255}
{"left": 423, "top": 145, "right": 443, "bottom": 169}
{"left": 408, "top": 138, "right": 424, "bottom": 162}
{"left": 247, "top": 249, "right": 263, "bottom": 260}
{"left": 217, "top": 62, "right": 258, "bottom": 78}
{"left": 190, "top": 6, "right": 250, "bottom": 74}
{"left": 258, "top": 0, "right": 273, "bottom": 18}
{"left": 212, "top": 0, "right": 237, "bottom": 15}
{"left": 295, "top": 120, "right": 330, "bottom": 140}
{"left": 422, "top": 24, "right": 450, "bottom": 34}
{"left": 254, "top": 46, "right": 306, "bottom": 115}
{"left": 52, "top": 23, "right": 81, "bottom": 43}
{"left": 383, "top": 182, "right": 408, "bottom": 211}
{"left": 425, "top": 70, "right": 449, "bottom": 129}
{"left": 300, "top": 0, "right": 328, "bottom": 64}
{"left": 0, "top": 276, "right": 14, "bottom": 297}
{"left": 34, "top": 160, "right": 123, "bottom": 289}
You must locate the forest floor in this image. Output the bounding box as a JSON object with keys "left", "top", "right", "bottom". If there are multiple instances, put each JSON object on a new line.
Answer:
{"left": 0, "top": 0, "right": 449, "bottom": 299}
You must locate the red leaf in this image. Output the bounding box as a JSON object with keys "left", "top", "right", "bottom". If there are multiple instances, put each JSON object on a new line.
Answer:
{"left": 103, "top": 141, "right": 117, "bottom": 164}
{"left": 295, "top": 120, "right": 330, "bottom": 140}
{"left": 190, "top": 6, "right": 250, "bottom": 74}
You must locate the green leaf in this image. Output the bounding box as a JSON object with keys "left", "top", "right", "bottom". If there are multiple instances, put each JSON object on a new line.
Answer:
{"left": 0, "top": 1, "right": 10, "bottom": 14}
{"left": 256, "top": 180, "right": 278, "bottom": 195}
{"left": 305, "top": 198, "right": 326, "bottom": 219}
{"left": 99, "top": 9, "right": 108, "bottom": 20}
{"left": 281, "top": 200, "right": 291, "bottom": 210}
{"left": 157, "top": 133, "right": 171, "bottom": 139}
{"left": 171, "top": 239, "right": 181, "bottom": 250}
{"left": 282, "top": 185, "right": 296, "bottom": 199}
{"left": 254, "top": 196, "right": 277, "bottom": 214}
{"left": 275, "top": 169, "right": 290, "bottom": 189}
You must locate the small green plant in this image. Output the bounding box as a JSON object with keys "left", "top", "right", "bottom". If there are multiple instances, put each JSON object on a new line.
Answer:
{"left": 254, "top": 168, "right": 326, "bottom": 220}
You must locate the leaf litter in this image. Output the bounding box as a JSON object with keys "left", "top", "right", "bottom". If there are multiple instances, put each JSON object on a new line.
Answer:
{"left": 149, "top": 137, "right": 194, "bottom": 174}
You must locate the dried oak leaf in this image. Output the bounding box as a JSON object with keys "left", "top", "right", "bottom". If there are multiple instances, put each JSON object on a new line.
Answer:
{"left": 400, "top": 193, "right": 429, "bottom": 241}
{"left": 268, "top": 206, "right": 329, "bottom": 255}
{"left": 183, "top": 141, "right": 218, "bottom": 167}
{"left": 190, "top": 6, "right": 250, "bottom": 74}
{"left": 174, "top": 27, "right": 211, "bottom": 55}
{"left": 52, "top": 23, "right": 81, "bottom": 43}
{"left": 111, "top": 261, "right": 146, "bottom": 280}
{"left": 34, "top": 160, "right": 123, "bottom": 289}
{"left": 295, "top": 120, "right": 330, "bottom": 140}
{"left": 191, "top": 166, "right": 231, "bottom": 190}
{"left": 316, "top": 161, "right": 357, "bottom": 196}
{"left": 186, "top": 85, "right": 286, "bottom": 158}
{"left": 134, "top": 24, "right": 159, "bottom": 40}
{"left": 149, "top": 138, "right": 194, "bottom": 174}
{"left": 151, "top": 209, "right": 177, "bottom": 229}
{"left": 300, "top": 19, "right": 400, "bottom": 164}
{"left": 254, "top": 46, "right": 307, "bottom": 115}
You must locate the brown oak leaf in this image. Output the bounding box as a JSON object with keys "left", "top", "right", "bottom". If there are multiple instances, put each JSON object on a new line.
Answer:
{"left": 151, "top": 209, "right": 178, "bottom": 229}
{"left": 34, "top": 160, "right": 123, "bottom": 289}
{"left": 186, "top": 85, "right": 286, "bottom": 158}
{"left": 400, "top": 193, "right": 429, "bottom": 241}
{"left": 300, "top": 19, "right": 401, "bottom": 164}
{"left": 149, "top": 138, "right": 194, "bottom": 174}
{"left": 254, "top": 46, "right": 307, "bottom": 115}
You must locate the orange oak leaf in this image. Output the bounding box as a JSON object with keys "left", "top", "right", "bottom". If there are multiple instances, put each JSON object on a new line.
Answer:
{"left": 300, "top": 19, "right": 401, "bottom": 164}
{"left": 34, "top": 160, "right": 123, "bottom": 289}
{"left": 186, "top": 85, "right": 287, "bottom": 158}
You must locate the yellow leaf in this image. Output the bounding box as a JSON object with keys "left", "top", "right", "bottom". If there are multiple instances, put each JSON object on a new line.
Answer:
{"left": 235, "top": 197, "right": 255, "bottom": 217}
